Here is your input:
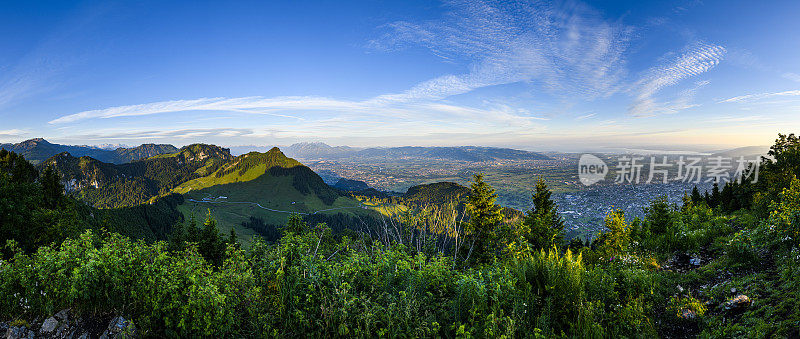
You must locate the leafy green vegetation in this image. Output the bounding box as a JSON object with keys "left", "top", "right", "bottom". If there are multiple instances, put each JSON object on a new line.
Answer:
{"left": 2, "top": 133, "right": 800, "bottom": 337}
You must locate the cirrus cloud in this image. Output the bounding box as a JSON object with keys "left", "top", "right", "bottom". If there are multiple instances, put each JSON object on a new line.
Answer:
{"left": 629, "top": 42, "right": 725, "bottom": 116}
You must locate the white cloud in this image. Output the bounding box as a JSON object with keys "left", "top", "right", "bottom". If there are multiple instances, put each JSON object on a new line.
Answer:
{"left": 369, "top": 0, "right": 632, "bottom": 101}
{"left": 48, "top": 96, "right": 348, "bottom": 124}
{"left": 629, "top": 43, "right": 725, "bottom": 116}
{"left": 719, "top": 90, "right": 800, "bottom": 103}
{"left": 68, "top": 128, "right": 255, "bottom": 141}
{"left": 0, "top": 129, "right": 27, "bottom": 136}
{"left": 48, "top": 94, "right": 549, "bottom": 144}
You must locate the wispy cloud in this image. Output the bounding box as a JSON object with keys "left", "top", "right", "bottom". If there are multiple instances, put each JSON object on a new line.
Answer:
{"left": 369, "top": 0, "right": 632, "bottom": 101}
{"left": 48, "top": 94, "right": 549, "bottom": 144}
{"left": 34, "top": 0, "right": 745, "bottom": 147}
{"left": 68, "top": 128, "right": 256, "bottom": 141}
{"left": 0, "top": 129, "right": 27, "bottom": 137}
{"left": 0, "top": 54, "right": 62, "bottom": 109}
{"left": 629, "top": 43, "right": 725, "bottom": 116}
{"left": 719, "top": 90, "right": 800, "bottom": 103}
{"left": 49, "top": 97, "right": 336, "bottom": 123}
{"left": 782, "top": 73, "right": 800, "bottom": 82}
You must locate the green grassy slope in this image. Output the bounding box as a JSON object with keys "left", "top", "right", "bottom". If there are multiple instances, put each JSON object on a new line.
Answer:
{"left": 174, "top": 148, "right": 302, "bottom": 194}
{"left": 176, "top": 171, "right": 377, "bottom": 246}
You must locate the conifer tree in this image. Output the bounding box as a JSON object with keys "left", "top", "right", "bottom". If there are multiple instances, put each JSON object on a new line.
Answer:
{"left": 168, "top": 221, "right": 186, "bottom": 251}
{"left": 710, "top": 182, "right": 721, "bottom": 208}
{"left": 522, "top": 178, "right": 565, "bottom": 250}
{"left": 691, "top": 186, "right": 703, "bottom": 204}
{"left": 681, "top": 192, "right": 692, "bottom": 213}
{"left": 40, "top": 164, "right": 63, "bottom": 209}
{"left": 645, "top": 196, "right": 672, "bottom": 234}
{"left": 186, "top": 213, "right": 200, "bottom": 243}
{"left": 465, "top": 173, "right": 503, "bottom": 265}
{"left": 200, "top": 209, "right": 224, "bottom": 265}
{"left": 285, "top": 213, "right": 307, "bottom": 234}
{"left": 228, "top": 228, "right": 239, "bottom": 248}
{"left": 602, "top": 208, "right": 630, "bottom": 255}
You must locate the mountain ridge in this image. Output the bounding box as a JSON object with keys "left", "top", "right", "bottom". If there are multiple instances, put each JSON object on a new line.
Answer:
{"left": 39, "top": 144, "right": 330, "bottom": 211}
{"left": 0, "top": 138, "right": 178, "bottom": 164}
{"left": 282, "top": 142, "right": 551, "bottom": 161}
{"left": 39, "top": 143, "right": 234, "bottom": 208}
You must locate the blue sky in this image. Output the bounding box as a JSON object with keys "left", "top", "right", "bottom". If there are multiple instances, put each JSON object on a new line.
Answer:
{"left": 1, "top": 0, "right": 799, "bottom": 151}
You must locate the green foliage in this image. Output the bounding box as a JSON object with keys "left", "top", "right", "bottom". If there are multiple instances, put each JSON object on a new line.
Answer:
{"left": 666, "top": 294, "right": 706, "bottom": 325}
{"left": 284, "top": 213, "right": 307, "bottom": 234}
{"left": 0, "top": 148, "right": 38, "bottom": 183}
{"left": 765, "top": 177, "right": 800, "bottom": 250}
{"left": 0, "top": 150, "right": 82, "bottom": 252}
{"left": 5, "top": 134, "right": 800, "bottom": 337}
{"left": 519, "top": 178, "right": 565, "bottom": 251}
{"left": 753, "top": 133, "right": 800, "bottom": 217}
{"left": 596, "top": 209, "right": 631, "bottom": 256}
{"left": 465, "top": 173, "right": 503, "bottom": 265}
{"left": 198, "top": 210, "right": 224, "bottom": 265}
{"left": 0, "top": 229, "right": 657, "bottom": 337}
{"left": 402, "top": 182, "right": 470, "bottom": 206}
{"left": 40, "top": 164, "right": 64, "bottom": 209}
{"left": 725, "top": 229, "right": 759, "bottom": 267}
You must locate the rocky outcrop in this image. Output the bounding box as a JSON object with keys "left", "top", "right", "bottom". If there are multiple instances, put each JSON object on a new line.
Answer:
{"left": 1, "top": 309, "right": 134, "bottom": 339}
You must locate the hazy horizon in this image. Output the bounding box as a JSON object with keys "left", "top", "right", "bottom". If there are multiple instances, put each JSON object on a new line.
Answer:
{"left": 1, "top": 135, "right": 772, "bottom": 155}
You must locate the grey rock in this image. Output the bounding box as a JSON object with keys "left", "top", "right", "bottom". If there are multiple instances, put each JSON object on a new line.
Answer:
{"left": 40, "top": 316, "right": 59, "bottom": 333}
{"left": 54, "top": 309, "right": 71, "bottom": 322}
{"left": 5, "top": 326, "right": 33, "bottom": 339}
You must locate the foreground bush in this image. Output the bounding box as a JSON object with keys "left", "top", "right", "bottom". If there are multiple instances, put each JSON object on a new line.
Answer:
{"left": 1, "top": 229, "right": 657, "bottom": 337}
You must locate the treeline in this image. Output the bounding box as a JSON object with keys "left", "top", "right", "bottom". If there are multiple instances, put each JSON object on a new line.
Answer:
{"left": 1, "top": 149, "right": 189, "bottom": 250}
{"left": 241, "top": 212, "right": 378, "bottom": 243}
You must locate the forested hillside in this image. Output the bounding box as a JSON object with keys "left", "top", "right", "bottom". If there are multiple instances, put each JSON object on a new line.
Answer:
{"left": 37, "top": 144, "right": 231, "bottom": 208}
{"left": 1, "top": 134, "right": 799, "bottom": 337}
